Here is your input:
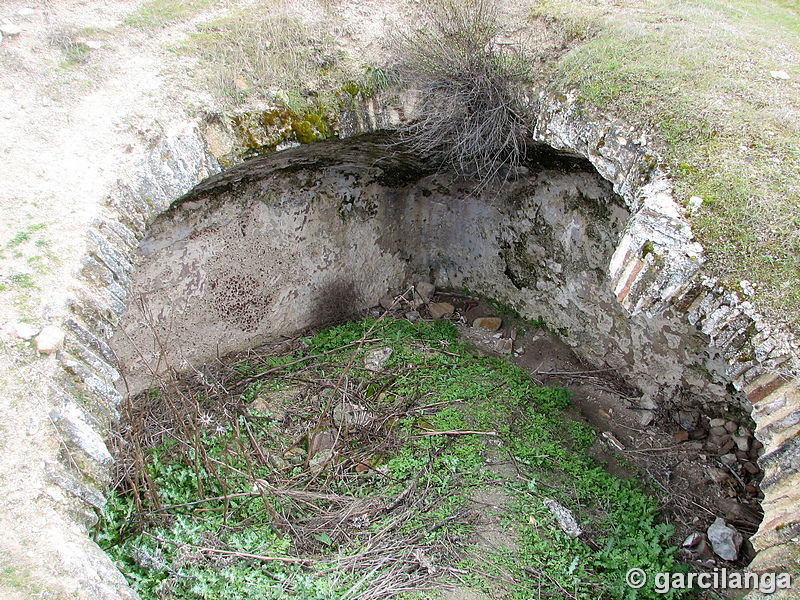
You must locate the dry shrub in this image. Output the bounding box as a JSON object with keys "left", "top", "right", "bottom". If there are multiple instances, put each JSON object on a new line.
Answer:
{"left": 390, "top": 0, "right": 532, "bottom": 185}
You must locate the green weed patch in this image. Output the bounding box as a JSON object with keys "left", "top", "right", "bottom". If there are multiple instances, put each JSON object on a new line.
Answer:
{"left": 97, "top": 317, "right": 687, "bottom": 599}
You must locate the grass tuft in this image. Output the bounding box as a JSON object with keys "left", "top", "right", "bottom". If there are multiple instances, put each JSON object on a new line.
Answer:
{"left": 123, "top": 0, "right": 215, "bottom": 29}
{"left": 389, "top": 0, "right": 533, "bottom": 186}
{"left": 176, "top": 3, "right": 346, "bottom": 110}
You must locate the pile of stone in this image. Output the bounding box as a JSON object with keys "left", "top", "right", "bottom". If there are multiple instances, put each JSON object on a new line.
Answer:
{"left": 672, "top": 410, "right": 763, "bottom": 488}
{"left": 379, "top": 283, "right": 519, "bottom": 356}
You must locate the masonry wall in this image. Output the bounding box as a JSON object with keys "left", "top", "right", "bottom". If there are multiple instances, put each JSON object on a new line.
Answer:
{"left": 44, "top": 92, "right": 799, "bottom": 598}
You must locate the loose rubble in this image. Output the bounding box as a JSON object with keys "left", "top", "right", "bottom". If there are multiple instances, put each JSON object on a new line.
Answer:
{"left": 707, "top": 518, "right": 743, "bottom": 561}
{"left": 35, "top": 325, "right": 65, "bottom": 354}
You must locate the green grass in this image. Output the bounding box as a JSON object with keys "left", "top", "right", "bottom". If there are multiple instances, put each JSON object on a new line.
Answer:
{"left": 531, "top": 0, "right": 800, "bottom": 330}
{"left": 5, "top": 223, "right": 46, "bottom": 250}
{"left": 175, "top": 3, "right": 348, "bottom": 110}
{"left": 123, "top": 0, "right": 216, "bottom": 29}
{"left": 97, "top": 317, "right": 687, "bottom": 600}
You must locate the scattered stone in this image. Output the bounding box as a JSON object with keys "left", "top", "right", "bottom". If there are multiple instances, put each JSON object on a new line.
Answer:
{"left": 405, "top": 311, "right": 420, "bottom": 323}
{"left": 719, "top": 440, "right": 736, "bottom": 455}
{"left": 18, "top": 8, "right": 37, "bottom": 18}
{"left": 683, "top": 442, "right": 704, "bottom": 451}
{"left": 683, "top": 532, "right": 703, "bottom": 547}
{"left": 689, "top": 428, "right": 708, "bottom": 440}
{"left": 720, "top": 453, "right": 737, "bottom": 466}
{"left": 14, "top": 322, "right": 39, "bottom": 340}
{"left": 674, "top": 431, "right": 690, "bottom": 443}
{"left": 638, "top": 410, "right": 654, "bottom": 426}
{"left": 364, "top": 347, "right": 393, "bottom": 372}
{"left": 739, "top": 280, "right": 755, "bottom": 297}
{"left": 86, "top": 40, "right": 102, "bottom": 50}
{"left": 692, "top": 536, "right": 717, "bottom": 562}
{"left": 707, "top": 467, "right": 729, "bottom": 484}
{"left": 308, "top": 429, "right": 335, "bottom": 457}
{"left": 710, "top": 426, "right": 728, "bottom": 437}
{"left": 509, "top": 329, "right": 517, "bottom": 340}
{"left": 687, "top": 196, "right": 703, "bottom": 213}
{"left": 732, "top": 435, "right": 750, "bottom": 452}
{"left": 770, "top": 70, "right": 790, "bottom": 80}
{"left": 515, "top": 346, "right": 526, "bottom": 356}
{"left": 428, "top": 302, "right": 454, "bottom": 319}
{"left": 379, "top": 294, "right": 396, "bottom": 311}
{"left": 707, "top": 517, "right": 743, "bottom": 561}
{"left": 543, "top": 498, "right": 582, "bottom": 538}
{"left": 717, "top": 498, "right": 761, "bottom": 525}
{"left": 415, "top": 281, "right": 435, "bottom": 304}
{"left": 309, "top": 448, "right": 333, "bottom": 475}
{"left": 709, "top": 418, "right": 726, "bottom": 428}
{"left": 35, "top": 325, "right": 64, "bottom": 354}
{"left": 735, "top": 450, "right": 748, "bottom": 460}
{"left": 601, "top": 431, "right": 625, "bottom": 451}
{"left": 409, "top": 296, "right": 425, "bottom": 310}
{"left": 473, "top": 316, "right": 502, "bottom": 331}
{"left": 284, "top": 447, "right": 305, "bottom": 465}
{"left": 495, "top": 338, "right": 513, "bottom": 355}
{"left": 0, "top": 23, "right": 22, "bottom": 37}
{"left": 724, "top": 421, "right": 738, "bottom": 434}
{"left": 673, "top": 409, "right": 699, "bottom": 431}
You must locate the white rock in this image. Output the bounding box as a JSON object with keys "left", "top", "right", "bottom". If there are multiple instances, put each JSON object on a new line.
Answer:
{"left": 687, "top": 196, "right": 703, "bottom": 213}
{"left": 707, "top": 517, "right": 743, "bottom": 561}
{"left": 732, "top": 435, "right": 750, "bottom": 452}
{"left": 364, "top": 347, "right": 393, "bottom": 372}
{"left": 14, "top": 322, "right": 40, "bottom": 340}
{"left": 682, "top": 532, "right": 703, "bottom": 547}
{"left": 739, "top": 280, "right": 755, "bottom": 297}
{"left": 18, "top": 8, "right": 37, "bottom": 18}
{"left": 86, "top": 40, "right": 103, "bottom": 50}
{"left": 35, "top": 325, "right": 65, "bottom": 354}
{"left": 543, "top": 498, "right": 582, "bottom": 538}
{"left": 0, "top": 23, "right": 22, "bottom": 37}
{"left": 770, "top": 70, "right": 790, "bottom": 80}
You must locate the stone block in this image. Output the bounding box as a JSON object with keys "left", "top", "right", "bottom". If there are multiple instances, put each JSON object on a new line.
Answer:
{"left": 50, "top": 402, "right": 114, "bottom": 471}
{"left": 473, "top": 316, "right": 502, "bottom": 331}
{"left": 36, "top": 325, "right": 65, "bottom": 354}
{"left": 428, "top": 302, "right": 454, "bottom": 319}
{"left": 44, "top": 460, "right": 107, "bottom": 511}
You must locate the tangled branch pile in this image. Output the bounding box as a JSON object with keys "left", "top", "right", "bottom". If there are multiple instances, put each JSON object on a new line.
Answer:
{"left": 391, "top": 0, "right": 532, "bottom": 184}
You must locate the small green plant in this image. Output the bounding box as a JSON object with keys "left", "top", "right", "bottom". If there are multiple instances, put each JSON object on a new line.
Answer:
{"left": 5, "top": 224, "right": 46, "bottom": 249}
{"left": 47, "top": 27, "right": 96, "bottom": 65}
{"left": 10, "top": 274, "right": 35, "bottom": 289}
